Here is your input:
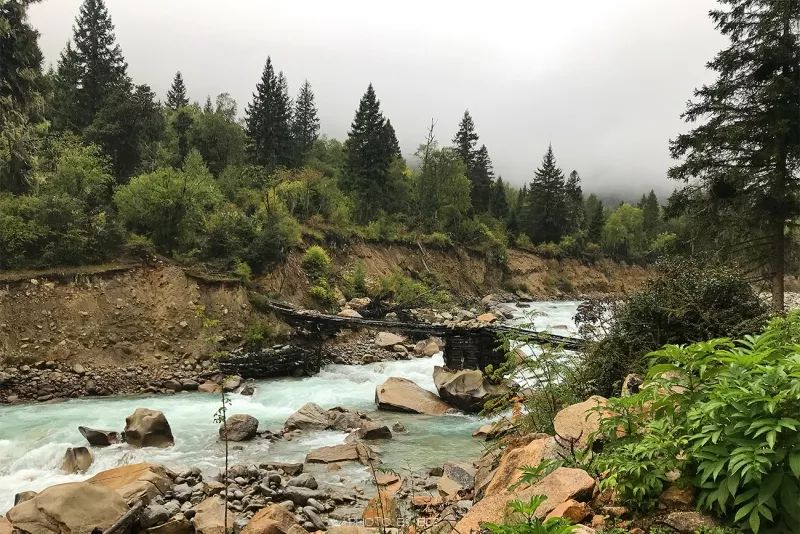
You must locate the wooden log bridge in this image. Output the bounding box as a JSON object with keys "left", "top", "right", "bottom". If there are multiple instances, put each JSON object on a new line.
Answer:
{"left": 259, "top": 298, "right": 584, "bottom": 371}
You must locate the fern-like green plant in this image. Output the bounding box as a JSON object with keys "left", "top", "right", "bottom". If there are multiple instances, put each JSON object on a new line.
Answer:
{"left": 484, "top": 495, "right": 576, "bottom": 534}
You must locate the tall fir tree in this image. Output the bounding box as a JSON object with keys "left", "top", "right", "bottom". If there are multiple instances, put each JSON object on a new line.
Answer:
{"left": 0, "top": 0, "right": 46, "bottom": 193}
{"left": 669, "top": 0, "right": 799, "bottom": 311}
{"left": 344, "top": 83, "right": 396, "bottom": 222}
{"left": 565, "top": 170, "right": 584, "bottom": 232}
{"left": 53, "top": 0, "right": 128, "bottom": 131}
{"left": 452, "top": 109, "right": 478, "bottom": 166}
{"left": 291, "top": 79, "right": 320, "bottom": 162}
{"left": 524, "top": 145, "right": 569, "bottom": 243}
{"left": 584, "top": 194, "right": 605, "bottom": 243}
{"left": 489, "top": 176, "right": 509, "bottom": 219}
{"left": 471, "top": 144, "right": 494, "bottom": 212}
{"left": 166, "top": 71, "right": 189, "bottom": 110}
{"left": 639, "top": 189, "right": 660, "bottom": 238}
{"left": 245, "top": 57, "right": 293, "bottom": 169}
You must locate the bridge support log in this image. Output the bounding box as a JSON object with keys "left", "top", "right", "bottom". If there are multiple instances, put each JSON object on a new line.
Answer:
{"left": 442, "top": 330, "right": 506, "bottom": 372}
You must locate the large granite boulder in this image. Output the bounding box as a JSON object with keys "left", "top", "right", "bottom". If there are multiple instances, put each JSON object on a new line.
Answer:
{"left": 305, "top": 442, "right": 376, "bottom": 465}
{"left": 284, "top": 403, "right": 367, "bottom": 432}
{"left": 242, "top": 504, "right": 300, "bottom": 534}
{"left": 375, "top": 332, "right": 406, "bottom": 348}
{"left": 375, "top": 377, "right": 455, "bottom": 415}
{"left": 456, "top": 467, "right": 595, "bottom": 533}
{"left": 6, "top": 482, "right": 128, "bottom": 534}
{"left": 78, "top": 426, "right": 121, "bottom": 447}
{"left": 193, "top": 497, "right": 236, "bottom": 534}
{"left": 553, "top": 396, "right": 609, "bottom": 449}
{"left": 433, "top": 366, "right": 509, "bottom": 412}
{"left": 220, "top": 414, "right": 259, "bottom": 441}
{"left": 124, "top": 408, "right": 174, "bottom": 448}
{"left": 345, "top": 421, "right": 392, "bottom": 442}
{"left": 88, "top": 463, "right": 173, "bottom": 505}
{"left": 60, "top": 447, "right": 93, "bottom": 474}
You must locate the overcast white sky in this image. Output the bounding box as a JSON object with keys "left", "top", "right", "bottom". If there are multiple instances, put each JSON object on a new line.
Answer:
{"left": 28, "top": 0, "right": 726, "bottom": 196}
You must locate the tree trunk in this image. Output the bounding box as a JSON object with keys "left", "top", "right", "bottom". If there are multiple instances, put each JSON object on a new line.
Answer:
{"left": 772, "top": 224, "right": 785, "bottom": 313}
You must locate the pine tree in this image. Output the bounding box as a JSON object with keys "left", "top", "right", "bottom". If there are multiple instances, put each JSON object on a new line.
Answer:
{"left": 452, "top": 110, "right": 478, "bottom": 167}
{"left": 584, "top": 194, "right": 605, "bottom": 243}
{"left": 471, "top": 144, "right": 494, "bottom": 212}
{"left": 167, "top": 71, "right": 189, "bottom": 110}
{"left": 53, "top": 0, "right": 128, "bottom": 131}
{"left": 291, "top": 79, "right": 320, "bottom": 162}
{"left": 382, "top": 119, "right": 401, "bottom": 160}
{"left": 245, "top": 57, "right": 293, "bottom": 169}
{"left": 489, "top": 176, "right": 509, "bottom": 219}
{"left": 344, "top": 83, "right": 395, "bottom": 222}
{"left": 203, "top": 96, "right": 213, "bottom": 113}
{"left": 640, "top": 189, "right": 660, "bottom": 238}
{"left": 669, "top": 0, "right": 800, "bottom": 311}
{"left": 525, "top": 145, "right": 568, "bottom": 243}
{"left": 0, "top": 0, "right": 46, "bottom": 193}
{"left": 565, "top": 170, "right": 584, "bottom": 232}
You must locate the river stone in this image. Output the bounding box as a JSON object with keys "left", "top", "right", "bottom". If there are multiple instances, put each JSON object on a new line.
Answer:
{"left": 242, "top": 503, "right": 300, "bottom": 534}
{"left": 0, "top": 516, "right": 10, "bottom": 534}
{"left": 305, "top": 441, "right": 376, "bottom": 465}
{"left": 193, "top": 497, "right": 236, "bottom": 534}
{"left": 338, "top": 308, "right": 363, "bottom": 318}
{"left": 375, "top": 332, "right": 406, "bottom": 348}
{"left": 433, "top": 366, "right": 508, "bottom": 413}
{"left": 456, "top": 467, "right": 595, "bottom": 533}
{"left": 13, "top": 492, "right": 37, "bottom": 506}
{"left": 61, "top": 446, "right": 93, "bottom": 474}
{"left": 553, "top": 396, "right": 609, "bottom": 449}
{"left": 222, "top": 375, "right": 242, "bottom": 392}
{"left": 147, "top": 518, "right": 193, "bottom": 534}
{"left": 303, "top": 506, "right": 326, "bottom": 530}
{"left": 281, "top": 487, "right": 326, "bottom": 506}
{"left": 78, "top": 426, "right": 120, "bottom": 446}
{"left": 198, "top": 381, "right": 221, "bottom": 393}
{"left": 88, "top": 463, "right": 173, "bottom": 505}
{"left": 345, "top": 421, "right": 392, "bottom": 441}
{"left": 124, "top": 408, "right": 174, "bottom": 448}
{"left": 375, "top": 377, "right": 455, "bottom": 415}
{"left": 7, "top": 481, "right": 128, "bottom": 534}
{"left": 141, "top": 503, "right": 171, "bottom": 528}
{"left": 284, "top": 403, "right": 366, "bottom": 432}
{"left": 286, "top": 473, "right": 318, "bottom": 490}
{"left": 220, "top": 414, "right": 259, "bottom": 441}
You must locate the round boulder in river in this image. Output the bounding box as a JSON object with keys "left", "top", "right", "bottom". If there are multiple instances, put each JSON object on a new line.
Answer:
{"left": 124, "top": 408, "right": 174, "bottom": 448}
{"left": 220, "top": 414, "right": 259, "bottom": 441}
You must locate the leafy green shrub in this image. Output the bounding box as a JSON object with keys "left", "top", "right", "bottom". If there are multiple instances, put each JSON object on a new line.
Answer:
{"left": 302, "top": 245, "right": 332, "bottom": 281}
{"left": 577, "top": 260, "right": 768, "bottom": 396}
{"left": 341, "top": 261, "right": 368, "bottom": 300}
{"left": 375, "top": 270, "right": 450, "bottom": 310}
{"left": 515, "top": 233, "right": 534, "bottom": 250}
{"left": 308, "top": 281, "right": 338, "bottom": 310}
{"left": 594, "top": 313, "right": 800, "bottom": 532}
{"left": 534, "top": 242, "right": 564, "bottom": 259}
{"left": 233, "top": 260, "right": 252, "bottom": 282}
{"left": 420, "top": 231, "right": 452, "bottom": 248}
{"left": 246, "top": 320, "right": 276, "bottom": 349}
{"left": 124, "top": 233, "right": 155, "bottom": 262}
{"left": 484, "top": 495, "right": 576, "bottom": 534}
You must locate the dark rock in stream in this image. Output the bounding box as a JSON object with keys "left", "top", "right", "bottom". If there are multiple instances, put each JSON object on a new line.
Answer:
{"left": 78, "top": 426, "right": 121, "bottom": 446}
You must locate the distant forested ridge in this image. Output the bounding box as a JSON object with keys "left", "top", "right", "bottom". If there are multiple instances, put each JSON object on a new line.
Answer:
{"left": 5, "top": 0, "right": 793, "bottom": 285}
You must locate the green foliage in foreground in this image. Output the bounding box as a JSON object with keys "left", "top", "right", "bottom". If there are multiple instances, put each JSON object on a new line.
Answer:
{"left": 592, "top": 312, "right": 800, "bottom": 532}
{"left": 484, "top": 495, "right": 575, "bottom": 534}
{"left": 577, "top": 260, "right": 768, "bottom": 397}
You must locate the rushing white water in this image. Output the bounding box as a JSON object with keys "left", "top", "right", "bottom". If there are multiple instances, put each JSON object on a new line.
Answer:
{"left": 0, "top": 300, "right": 581, "bottom": 513}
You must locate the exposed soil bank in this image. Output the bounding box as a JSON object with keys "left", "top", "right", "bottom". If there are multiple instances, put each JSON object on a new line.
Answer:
{"left": 0, "top": 244, "right": 650, "bottom": 402}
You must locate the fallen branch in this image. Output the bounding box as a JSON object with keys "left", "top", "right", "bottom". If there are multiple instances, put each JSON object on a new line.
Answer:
{"left": 102, "top": 499, "right": 144, "bottom": 534}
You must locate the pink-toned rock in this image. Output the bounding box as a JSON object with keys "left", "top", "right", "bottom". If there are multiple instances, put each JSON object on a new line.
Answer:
{"left": 375, "top": 377, "right": 455, "bottom": 415}
{"left": 659, "top": 485, "right": 696, "bottom": 509}
{"left": 88, "top": 463, "right": 173, "bottom": 505}
{"left": 242, "top": 504, "right": 299, "bottom": 534}
{"left": 455, "top": 467, "right": 595, "bottom": 533}
{"left": 476, "top": 313, "right": 497, "bottom": 323}
{"left": 553, "top": 396, "right": 609, "bottom": 449}
{"left": 338, "top": 308, "right": 363, "bottom": 318}
{"left": 198, "top": 381, "right": 221, "bottom": 393}
{"left": 193, "top": 497, "right": 236, "bottom": 534}
{"left": 7, "top": 482, "right": 128, "bottom": 534}
{"left": 305, "top": 441, "right": 376, "bottom": 465}
{"left": 546, "top": 499, "right": 591, "bottom": 523}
